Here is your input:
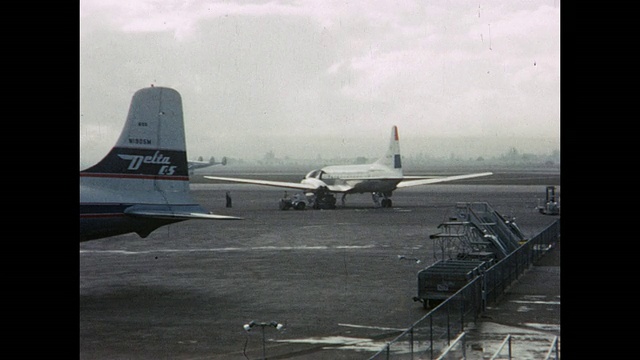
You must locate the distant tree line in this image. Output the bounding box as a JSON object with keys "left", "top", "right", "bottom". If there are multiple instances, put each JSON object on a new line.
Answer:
{"left": 209, "top": 147, "right": 560, "bottom": 168}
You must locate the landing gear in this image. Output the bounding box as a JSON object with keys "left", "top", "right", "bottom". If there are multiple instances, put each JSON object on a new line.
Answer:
{"left": 311, "top": 194, "right": 336, "bottom": 209}
{"left": 311, "top": 187, "right": 337, "bottom": 209}
{"left": 372, "top": 192, "right": 393, "bottom": 208}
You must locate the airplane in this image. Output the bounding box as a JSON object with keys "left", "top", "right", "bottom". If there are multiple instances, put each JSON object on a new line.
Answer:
{"left": 80, "top": 86, "right": 242, "bottom": 242}
{"left": 204, "top": 126, "right": 493, "bottom": 209}
{"left": 188, "top": 156, "right": 227, "bottom": 175}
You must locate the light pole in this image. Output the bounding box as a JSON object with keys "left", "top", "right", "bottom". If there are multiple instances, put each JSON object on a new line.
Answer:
{"left": 243, "top": 320, "right": 284, "bottom": 360}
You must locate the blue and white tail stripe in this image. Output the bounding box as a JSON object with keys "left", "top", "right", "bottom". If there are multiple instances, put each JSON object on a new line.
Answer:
{"left": 80, "top": 148, "right": 189, "bottom": 180}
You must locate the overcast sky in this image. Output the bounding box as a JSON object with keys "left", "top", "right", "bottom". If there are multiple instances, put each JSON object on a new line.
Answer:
{"left": 80, "top": 0, "right": 560, "bottom": 166}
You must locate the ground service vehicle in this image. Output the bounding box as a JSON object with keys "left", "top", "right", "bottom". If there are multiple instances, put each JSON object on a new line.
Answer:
{"left": 536, "top": 186, "right": 560, "bottom": 215}
{"left": 279, "top": 193, "right": 307, "bottom": 210}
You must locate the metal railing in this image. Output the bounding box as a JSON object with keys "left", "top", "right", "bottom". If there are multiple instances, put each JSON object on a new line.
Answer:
{"left": 436, "top": 332, "right": 467, "bottom": 360}
{"left": 369, "top": 219, "right": 560, "bottom": 360}
{"left": 490, "top": 335, "right": 513, "bottom": 360}
{"left": 544, "top": 336, "right": 560, "bottom": 360}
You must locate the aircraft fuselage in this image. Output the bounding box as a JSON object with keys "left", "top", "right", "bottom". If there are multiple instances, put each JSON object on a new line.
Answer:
{"left": 203, "top": 125, "right": 492, "bottom": 208}
{"left": 346, "top": 178, "right": 402, "bottom": 194}
{"left": 304, "top": 164, "right": 403, "bottom": 194}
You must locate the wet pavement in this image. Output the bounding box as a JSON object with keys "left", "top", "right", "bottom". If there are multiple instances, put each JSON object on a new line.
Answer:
{"left": 80, "top": 172, "right": 560, "bottom": 360}
{"left": 462, "top": 239, "right": 560, "bottom": 359}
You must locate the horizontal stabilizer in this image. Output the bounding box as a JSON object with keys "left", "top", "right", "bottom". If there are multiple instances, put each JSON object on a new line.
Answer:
{"left": 124, "top": 205, "right": 243, "bottom": 220}
{"left": 126, "top": 211, "right": 242, "bottom": 220}
{"left": 397, "top": 172, "right": 493, "bottom": 188}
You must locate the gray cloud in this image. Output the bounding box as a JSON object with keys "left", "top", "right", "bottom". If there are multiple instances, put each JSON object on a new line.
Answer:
{"left": 80, "top": 0, "right": 560, "bottom": 165}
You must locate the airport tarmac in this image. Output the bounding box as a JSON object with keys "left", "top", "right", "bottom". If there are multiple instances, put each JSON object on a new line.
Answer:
{"left": 79, "top": 169, "right": 560, "bottom": 359}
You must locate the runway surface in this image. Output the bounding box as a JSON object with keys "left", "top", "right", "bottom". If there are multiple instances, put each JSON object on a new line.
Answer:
{"left": 80, "top": 169, "right": 560, "bottom": 359}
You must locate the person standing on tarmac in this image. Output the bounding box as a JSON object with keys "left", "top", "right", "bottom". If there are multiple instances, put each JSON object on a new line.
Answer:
{"left": 225, "top": 191, "right": 232, "bottom": 208}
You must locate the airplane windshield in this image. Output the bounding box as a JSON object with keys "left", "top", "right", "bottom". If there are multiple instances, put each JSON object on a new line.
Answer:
{"left": 305, "top": 169, "right": 323, "bottom": 179}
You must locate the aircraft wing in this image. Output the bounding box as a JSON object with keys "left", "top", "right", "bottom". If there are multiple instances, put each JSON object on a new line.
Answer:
{"left": 396, "top": 172, "right": 493, "bottom": 188}
{"left": 188, "top": 160, "right": 210, "bottom": 169}
{"left": 402, "top": 176, "right": 442, "bottom": 180}
{"left": 204, "top": 176, "right": 318, "bottom": 191}
{"left": 205, "top": 176, "right": 356, "bottom": 193}
{"left": 189, "top": 160, "right": 209, "bottom": 166}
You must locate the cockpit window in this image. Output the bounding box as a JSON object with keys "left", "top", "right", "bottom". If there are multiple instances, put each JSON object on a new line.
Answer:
{"left": 305, "top": 169, "right": 323, "bottom": 179}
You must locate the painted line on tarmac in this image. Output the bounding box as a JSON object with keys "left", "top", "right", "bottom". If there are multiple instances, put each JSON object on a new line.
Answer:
{"left": 80, "top": 244, "right": 376, "bottom": 255}
{"left": 338, "top": 323, "right": 408, "bottom": 332}
{"left": 524, "top": 323, "right": 561, "bottom": 331}
{"left": 274, "top": 336, "right": 395, "bottom": 353}
{"left": 511, "top": 300, "right": 560, "bottom": 305}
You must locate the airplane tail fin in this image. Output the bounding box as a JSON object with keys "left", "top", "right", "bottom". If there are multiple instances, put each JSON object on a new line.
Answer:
{"left": 80, "top": 86, "right": 240, "bottom": 217}
{"left": 375, "top": 125, "right": 402, "bottom": 174}
{"left": 80, "top": 86, "right": 240, "bottom": 241}
{"left": 81, "top": 86, "right": 190, "bottom": 181}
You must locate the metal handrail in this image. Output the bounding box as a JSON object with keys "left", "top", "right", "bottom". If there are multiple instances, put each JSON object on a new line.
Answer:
{"left": 435, "top": 332, "right": 466, "bottom": 360}
{"left": 544, "top": 336, "right": 559, "bottom": 360}
{"left": 490, "top": 334, "right": 512, "bottom": 360}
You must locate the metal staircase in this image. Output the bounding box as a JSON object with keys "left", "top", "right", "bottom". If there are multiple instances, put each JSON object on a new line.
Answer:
{"left": 429, "top": 202, "right": 527, "bottom": 261}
